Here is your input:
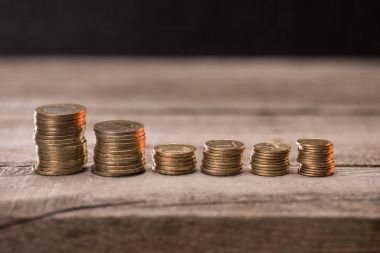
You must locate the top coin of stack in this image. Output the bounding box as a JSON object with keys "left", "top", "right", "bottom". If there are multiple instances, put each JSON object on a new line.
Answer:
{"left": 92, "top": 120, "right": 146, "bottom": 177}
{"left": 152, "top": 144, "right": 196, "bottom": 175}
{"left": 201, "top": 140, "right": 245, "bottom": 176}
{"left": 33, "top": 103, "right": 87, "bottom": 176}
{"left": 297, "top": 138, "right": 335, "bottom": 177}
{"left": 250, "top": 143, "right": 290, "bottom": 176}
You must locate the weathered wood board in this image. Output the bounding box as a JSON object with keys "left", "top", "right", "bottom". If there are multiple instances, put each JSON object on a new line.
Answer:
{"left": 0, "top": 58, "right": 379, "bottom": 253}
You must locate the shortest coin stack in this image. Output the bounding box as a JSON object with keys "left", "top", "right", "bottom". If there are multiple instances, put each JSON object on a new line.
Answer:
{"left": 202, "top": 140, "right": 245, "bottom": 176}
{"left": 33, "top": 103, "right": 87, "bottom": 176}
{"left": 297, "top": 138, "right": 335, "bottom": 177}
{"left": 92, "top": 120, "right": 146, "bottom": 177}
{"left": 250, "top": 143, "right": 290, "bottom": 176}
{"left": 152, "top": 144, "right": 197, "bottom": 175}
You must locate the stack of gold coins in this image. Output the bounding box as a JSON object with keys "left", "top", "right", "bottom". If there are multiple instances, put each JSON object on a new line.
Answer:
{"left": 201, "top": 140, "right": 245, "bottom": 176}
{"left": 297, "top": 138, "right": 335, "bottom": 177}
{"left": 92, "top": 120, "right": 146, "bottom": 177}
{"left": 33, "top": 103, "right": 87, "bottom": 176}
{"left": 152, "top": 144, "right": 196, "bottom": 175}
{"left": 250, "top": 143, "right": 290, "bottom": 176}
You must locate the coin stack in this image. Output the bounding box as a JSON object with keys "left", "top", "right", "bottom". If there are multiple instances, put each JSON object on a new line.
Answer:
{"left": 33, "top": 103, "right": 87, "bottom": 176}
{"left": 152, "top": 144, "right": 197, "bottom": 175}
{"left": 250, "top": 143, "right": 290, "bottom": 176}
{"left": 92, "top": 120, "right": 146, "bottom": 177}
{"left": 201, "top": 140, "right": 245, "bottom": 176}
{"left": 297, "top": 138, "right": 335, "bottom": 177}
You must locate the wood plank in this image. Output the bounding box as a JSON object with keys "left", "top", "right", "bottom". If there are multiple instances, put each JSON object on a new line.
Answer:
{"left": 0, "top": 58, "right": 379, "bottom": 108}
{"left": 0, "top": 166, "right": 379, "bottom": 252}
{"left": 0, "top": 58, "right": 379, "bottom": 165}
{"left": 0, "top": 58, "right": 379, "bottom": 252}
{"left": 1, "top": 166, "right": 380, "bottom": 220}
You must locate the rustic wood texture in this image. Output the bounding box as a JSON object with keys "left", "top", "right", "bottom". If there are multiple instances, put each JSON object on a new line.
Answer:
{"left": 0, "top": 58, "right": 379, "bottom": 253}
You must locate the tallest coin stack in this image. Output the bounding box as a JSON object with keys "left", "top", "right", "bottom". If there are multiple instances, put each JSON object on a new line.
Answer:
{"left": 33, "top": 104, "right": 88, "bottom": 176}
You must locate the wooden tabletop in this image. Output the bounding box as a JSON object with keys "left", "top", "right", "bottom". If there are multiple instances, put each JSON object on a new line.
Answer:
{"left": 0, "top": 58, "right": 379, "bottom": 253}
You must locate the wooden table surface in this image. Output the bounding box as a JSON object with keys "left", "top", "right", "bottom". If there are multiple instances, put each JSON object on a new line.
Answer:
{"left": 0, "top": 58, "right": 379, "bottom": 253}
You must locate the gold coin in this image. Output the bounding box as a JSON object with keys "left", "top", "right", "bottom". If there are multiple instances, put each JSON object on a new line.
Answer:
{"left": 251, "top": 170, "right": 288, "bottom": 177}
{"left": 251, "top": 166, "right": 289, "bottom": 172}
{"left": 36, "top": 149, "right": 87, "bottom": 156}
{"left": 35, "top": 115, "right": 86, "bottom": 125}
{"left": 153, "top": 144, "right": 196, "bottom": 158}
{"left": 35, "top": 138, "right": 86, "bottom": 147}
{"left": 37, "top": 157, "right": 86, "bottom": 165}
{"left": 94, "top": 155, "right": 144, "bottom": 163}
{"left": 297, "top": 138, "right": 333, "bottom": 148}
{"left": 34, "top": 104, "right": 88, "bottom": 176}
{"left": 202, "top": 160, "right": 243, "bottom": 168}
{"left": 251, "top": 151, "right": 289, "bottom": 157}
{"left": 204, "top": 140, "right": 245, "bottom": 152}
{"left": 152, "top": 163, "right": 196, "bottom": 171}
{"left": 298, "top": 169, "right": 334, "bottom": 177}
{"left": 34, "top": 132, "right": 85, "bottom": 140}
{"left": 33, "top": 164, "right": 84, "bottom": 176}
{"left": 34, "top": 137, "right": 85, "bottom": 145}
{"left": 202, "top": 158, "right": 242, "bottom": 165}
{"left": 94, "top": 158, "right": 145, "bottom": 167}
{"left": 94, "top": 161, "right": 145, "bottom": 171}
{"left": 91, "top": 165, "right": 145, "bottom": 177}
{"left": 298, "top": 149, "right": 333, "bottom": 155}
{"left": 203, "top": 151, "right": 242, "bottom": 159}
{"left": 94, "top": 154, "right": 144, "bottom": 162}
{"left": 297, "top": 159, "right": 333, "bottom": 165}
{"left": 251, "top": 155, "right": 289, "bottom": 162}
{"left": 95, "top": 146, "right": 144, "bottom": 153}
{"left": 37, "top": 152, "right": 87, "bottom": 159}
{"left": 152, "top": 166, "right": 196, "bottom": 175}
{"left": 34, "top": 125, "right": 86, "bottom": 133}
{"left": 34, "top": 129, "right": 85, "bottom": 137}
{"left": 94, "top": 147, "right": 142, "bottom": 155}
{"left": 154, "top": 159, "right": 196, "bottom": 167}
{"left": 33, "top": 167, "right": 84, "bottom": 176}
{"left": 252, "top": 163, "right": 289, "bottom": 169}
{"left": 296, "top": 139, "right": 335, "bottom": 177}
{"left": 36, "top": 146, "right": 87, "bottom": 154}
{"left": 35, "top": 104, "right": 86, "bottom": 120}
{"left": 95, "top": 139, "right": 145, "bottom": 146}
{"left": 297, "top": 160, "right": 335, "bottom": 167}
{"left": 201, "top": 167, "right": 241, "bottom": 176}
{"left": 95, "top": 132, "right": 146, "bottom": 141}
{"left": 203, "top": 148, "right": 243, "bottom": 156}
{"left": 298, "top": 152, "right": 334, "bottom": 158}
{"left": 202, "top": 159, "right": 242, "bottom": 167}
{"left": 94, "top": 150, "right": 144, "bottom": 159}
{"left": 253, "top": 142, "right": 290, "bottom": 154}
{"left": 95, "top": 142, "right": 144, "bottom": 149}
{"left": 36, "top": 151, "right": 87, "bottom": 158}
{"left": 94, "top": 120, "right": 144, "bottom": 136}
{"left": 152, "top": 155, "right": 196, "bottom": 162}
{"left": 202, "top": 165, "right": 242, "bottom": 172}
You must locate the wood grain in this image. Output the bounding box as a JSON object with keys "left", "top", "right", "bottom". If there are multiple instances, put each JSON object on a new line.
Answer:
{"left": 0, "top": 58, "right": 379, "bottom": 252}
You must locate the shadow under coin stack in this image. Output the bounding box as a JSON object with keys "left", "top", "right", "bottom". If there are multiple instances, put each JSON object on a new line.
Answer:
{"left": 33, "top": 104, "right": 87, "bottom": 176}
{"left": 152, "top": 144, "right": 197, "bottom": 175}
{"left": 250, "top": 143, "right": 290, "bottom": 176}
{"left": 92, "top": 120, "right": 146, "bottom": 177}
{"left": 297, "top": 138, "right": 335, "bottom": 177}
{"left": 201, "top": 140, "right": 245, "bottom": 176}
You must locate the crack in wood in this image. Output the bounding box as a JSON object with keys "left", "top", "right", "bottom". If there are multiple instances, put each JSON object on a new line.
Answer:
{"left": 0, "top": 200, "right": 146, "bottom": 230}
{"left": 1, "top": 192, "right": 379, "bottom": 231}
